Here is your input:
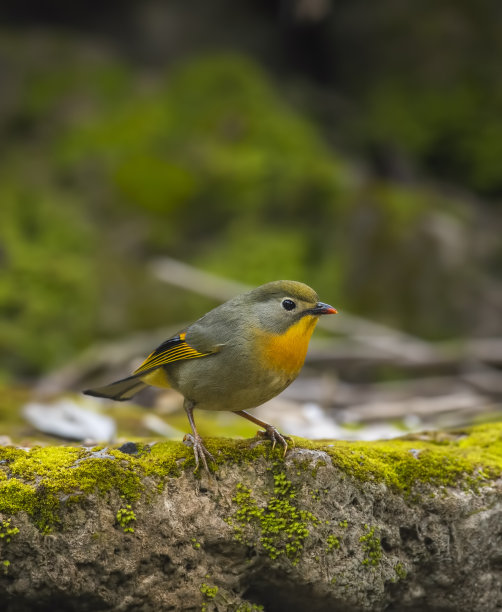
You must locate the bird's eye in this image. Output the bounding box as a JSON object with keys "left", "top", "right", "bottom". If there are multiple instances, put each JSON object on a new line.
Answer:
{"left": 282, "top": 299, "right": 296, "bottom": 311}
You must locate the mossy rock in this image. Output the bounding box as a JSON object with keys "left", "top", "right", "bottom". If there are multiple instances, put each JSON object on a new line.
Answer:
{"left": 1, "top": 423, "right": 502, "bottom": 611}
{"left": 1, "top": 422, "right": 501, "bottom": 532}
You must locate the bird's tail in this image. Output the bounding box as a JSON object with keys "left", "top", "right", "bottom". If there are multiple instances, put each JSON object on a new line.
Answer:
{"left": 83, "top": 374, "right": 147, "bottom": 402}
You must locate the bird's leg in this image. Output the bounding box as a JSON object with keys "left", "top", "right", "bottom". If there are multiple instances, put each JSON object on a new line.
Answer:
{"left": 183, "top": 400, "right": 214, "bottom": 472}
{"left": 233, "top": 410, "right": 293, "bottom": 456}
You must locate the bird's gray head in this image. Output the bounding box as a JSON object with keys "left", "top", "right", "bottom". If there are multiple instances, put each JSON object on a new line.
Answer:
{"left": 243, "top": 280, "right": 337, "bottom": 334}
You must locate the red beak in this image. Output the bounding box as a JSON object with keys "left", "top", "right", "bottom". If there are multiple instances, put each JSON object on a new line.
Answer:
{"left": 312, "top": 302, "right": 338, "bottom": 315}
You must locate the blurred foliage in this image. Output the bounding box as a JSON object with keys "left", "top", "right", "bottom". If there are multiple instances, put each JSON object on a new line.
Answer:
{"left": 318, "top": 0, "right": 502, "bottom": 197}
{"left": 361, "top": 81, "right": 502, "bottom": 194}
{"left": 0, "top": 181, "right": 98, "bottom": 376}
{"left": 0, "top": 29, "right": 500, "bottom": 381}
{"left": 59, "top": 55, "right": 350, "bottom": 251}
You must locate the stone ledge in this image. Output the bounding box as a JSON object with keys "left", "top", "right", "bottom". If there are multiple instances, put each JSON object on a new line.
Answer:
{"left": 1, "top": 423, "right": 502, "bottom": 611}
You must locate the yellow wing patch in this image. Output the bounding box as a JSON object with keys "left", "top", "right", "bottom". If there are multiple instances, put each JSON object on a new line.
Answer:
{"left": 133, "top": 332, "right": 211, "bottom": 375}
{"left": 140, "top": 368, "right": 172, "bottom": 388}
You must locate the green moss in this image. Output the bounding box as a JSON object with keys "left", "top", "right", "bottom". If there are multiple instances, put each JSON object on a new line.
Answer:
{"left": 200, "top": 583, "right": 219, "bottom": 599}
{"left": 0, "top": 443, "right": 184, "bottom": 531}
{"left": 294, "top": 422, "right": 502, "bottom": 495}
{"left": 310, "top": 488, "right": 321, "bottom": 501}
{"left": 292, "top": 456, "right": 327, "bottom": 480}
{"left": 0, "top": 422, "right": 501, "bottom": 535}
{"left": 0, "top": 479, "right": 37, "bottom": 516}
{"left": 0, "top": 519, "right": 19, "bottom": 543}
{"left": 116, "top": 505, "right": 136, "bottom": 533}
{"left": 0, "top": 437, "right": 275, "bottom": 531}
{"left": 191, "top": 537, "right": 201, "bottom": 550}
{"left": 0, "top": 519, "right": 19, "bottom": 572}
{"left": 178, "top": 435, "right": 286, "bottom": 473}
{"left": 326, "top": 534, "right": 340, "bottom": 552}
{"left": 359, "top": 525, "right": 382, "bottom": 567}
{"left": 200, "top": 582, "right": 220, "bottom": 611}
{"left": 227, "top": 470, "right": 319, "bottom": 565}
{"left": 394, "top": 562, "right": 407, "bottom": 580}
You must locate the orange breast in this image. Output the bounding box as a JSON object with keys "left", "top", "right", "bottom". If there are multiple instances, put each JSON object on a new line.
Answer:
{"left": 259, "top": 315, "right": 318, "bottom": 376}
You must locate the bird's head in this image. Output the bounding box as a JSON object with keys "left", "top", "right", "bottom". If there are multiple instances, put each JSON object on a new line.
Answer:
{"left": 245, "top": 280, "right": 337, "bottom": 336}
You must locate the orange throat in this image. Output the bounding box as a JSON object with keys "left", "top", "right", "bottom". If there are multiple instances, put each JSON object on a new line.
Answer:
{"left": 259, "top": 315, "right": 318, "bottom": 376}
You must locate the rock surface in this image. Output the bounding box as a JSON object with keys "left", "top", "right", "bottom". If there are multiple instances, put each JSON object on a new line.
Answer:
{"left": 1, "top": 426, "right": 502, "bottom": 611}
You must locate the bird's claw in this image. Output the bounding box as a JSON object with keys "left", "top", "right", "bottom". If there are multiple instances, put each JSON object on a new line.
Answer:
{"left": 257, "top": 425, "right": 293, "bottom": 457}
{"left": 183, "top": 433, "right": 215, "bottom": 473}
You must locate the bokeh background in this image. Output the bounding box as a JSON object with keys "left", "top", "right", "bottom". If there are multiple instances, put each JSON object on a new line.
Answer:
{"left": 1, "top": 1, "right": 502, "bottom": 444}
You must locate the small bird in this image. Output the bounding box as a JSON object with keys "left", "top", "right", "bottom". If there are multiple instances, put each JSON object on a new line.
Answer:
{"left": 84, "top": 280, "right": 337, "bottom": 470}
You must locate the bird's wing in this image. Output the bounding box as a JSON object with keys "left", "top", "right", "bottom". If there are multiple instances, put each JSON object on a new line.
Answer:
{"left": 133, "top": 332, "right": 217, "bottom": 374}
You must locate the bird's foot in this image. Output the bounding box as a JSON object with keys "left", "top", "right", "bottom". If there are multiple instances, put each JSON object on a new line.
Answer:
{"left": 183, "top": 433, "right": 215, "bottom": 473}
{"left": 256, "top": 425, "right": 294, "bottom": 457}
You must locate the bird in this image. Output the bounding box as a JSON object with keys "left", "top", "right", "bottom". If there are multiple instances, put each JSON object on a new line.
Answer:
{"left": 84, "top": 280, "right": 337, "bottom": 470}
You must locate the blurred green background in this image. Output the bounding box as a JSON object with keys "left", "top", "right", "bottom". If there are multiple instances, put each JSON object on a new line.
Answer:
{"left": 1, "top": 0, "right": 501, "bottom": 391}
